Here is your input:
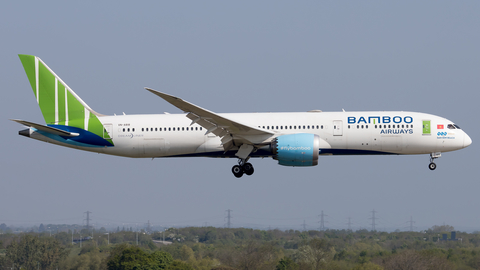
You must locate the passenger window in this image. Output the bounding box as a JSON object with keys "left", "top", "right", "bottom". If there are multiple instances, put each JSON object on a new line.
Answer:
{"left": 276, "top": 126, "right": 278, "bottom": 129}
{"left": 357, "top": 125, "right": 359, "bottom": 129}
{"left": 173, "top": 128, "right": 175, "bottom": 131}
{"left": 267, "top": 126, "right": 270, "bottom": 129}
{"left": 123, "top": 128, "right": 125, "bottom": 132}
{"left": 307, "top": 126, "right": 310, "bottom": 129}
{"left": 321, "top": 125, "right": 323, "bottom": 129}
{"left": 200, "top": 127, "right": 202, "bottom": 130}
{"left": 182, "top": 127, "right": 184, "bottom": 131}
{"left": 303, "top": 126, "right": 305, "bottom": 129}
{"left": 128, "top": 128, "right": 130, "bottom": 132}
{"left": 348, "top": 125, "right": 350, "bottom": 129}
{"left": 361, "top": 125, "right": 364, "bottom": 129}
{"left": 132, "top": 128, "right": 135, "bottom": 132}
{"left": 142, "top": 128, "right": 144, "bottom": 131}
{"left": 366, "top": 125, "right": 368, "bottom": 129}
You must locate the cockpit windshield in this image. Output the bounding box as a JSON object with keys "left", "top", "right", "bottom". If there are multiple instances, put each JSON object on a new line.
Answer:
{"left": 447, "top": 124, "right": 461, "bottom": 130}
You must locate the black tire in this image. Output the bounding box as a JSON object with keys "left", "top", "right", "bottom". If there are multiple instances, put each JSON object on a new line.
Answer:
{"left": 428, "top": 162, "right": 437, "bottom": 170}
{"left": 232, "top": 165, "right": 244, "bottom": 178}
{"left": 243, "top": 163, "right": 254, "bottom": 175}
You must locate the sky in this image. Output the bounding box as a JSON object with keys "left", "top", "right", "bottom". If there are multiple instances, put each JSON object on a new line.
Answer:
{"left": 1, "top": 1, "right": 479, "bottom": 232}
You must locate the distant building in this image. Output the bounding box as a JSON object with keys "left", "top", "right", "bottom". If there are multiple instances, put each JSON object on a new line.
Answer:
{"left": 441, "top": 231, "right": 458, "bottom": 241}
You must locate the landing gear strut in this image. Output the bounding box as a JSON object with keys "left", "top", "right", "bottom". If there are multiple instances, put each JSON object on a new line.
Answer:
{"left": 428, "top": 152, "right": 441, "bottom": 171}
{"left": 231, "top": 159, "right": 254, "bottom": 178}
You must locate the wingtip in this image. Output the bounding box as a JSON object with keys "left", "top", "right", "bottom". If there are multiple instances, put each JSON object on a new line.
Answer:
{"left": 145, "top": 87, "right": 159, "bottom": 94}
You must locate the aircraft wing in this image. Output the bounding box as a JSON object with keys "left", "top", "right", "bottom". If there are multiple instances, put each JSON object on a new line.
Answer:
{"left": 145, "top": 88, "right": 274, "bottom": 151}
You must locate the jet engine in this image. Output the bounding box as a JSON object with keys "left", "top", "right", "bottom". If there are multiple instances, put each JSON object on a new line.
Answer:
{"left": 271, "top": 133, "right": 320, "bottom": 166}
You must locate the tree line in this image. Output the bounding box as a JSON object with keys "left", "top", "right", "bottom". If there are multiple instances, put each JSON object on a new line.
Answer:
{"left": 1, "top": 225, "right": 480, "bottom": 269}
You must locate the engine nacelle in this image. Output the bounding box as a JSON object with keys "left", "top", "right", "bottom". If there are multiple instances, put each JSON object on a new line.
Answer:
{"left": 271, "top": 133, "right": 320, "bottom": 166}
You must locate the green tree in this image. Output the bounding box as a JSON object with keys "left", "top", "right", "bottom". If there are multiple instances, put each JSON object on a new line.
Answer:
{"left": 276, "top": 257, "right": 299, "bottom": 270}
{"left": 294, "top": 239, "right": 335, "bottom": 270}
{"left": 4, "top": 234, "right": 67, "bottom": 270}
{"left": 166, "top": 260, "right": 194, "bottom": 270}
{"left": 151, "top": 251, "right": 174, "bottom": 269}
{"left": 235, "top": 241, "right": 280, "bottom": 270}
{"left": 107, "top": 244, "right": 173, "bottom": 270}
{"left": 351, "top": 261, "right": 383, "bottom": 270}
{"left": 430, "top": 225, "right": 454, "bottom": 233}
{"left": 179, "top": 245, "right": 195, "bottom": 261}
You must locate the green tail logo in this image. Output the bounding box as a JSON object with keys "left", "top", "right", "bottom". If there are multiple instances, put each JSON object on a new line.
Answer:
{"left": 18, "top": 54, "right": 113, "bottom": 145}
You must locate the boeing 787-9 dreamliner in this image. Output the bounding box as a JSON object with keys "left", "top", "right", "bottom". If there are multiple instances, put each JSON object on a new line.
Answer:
{"left": 13, "top": 55, "right": 472, "bottom": 177}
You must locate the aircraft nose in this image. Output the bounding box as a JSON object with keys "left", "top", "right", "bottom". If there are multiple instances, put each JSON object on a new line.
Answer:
{"left": 464, "top": 133, "right": 472, "bottom": 148}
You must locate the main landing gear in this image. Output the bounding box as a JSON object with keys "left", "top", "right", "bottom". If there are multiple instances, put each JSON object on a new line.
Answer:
{"left": 428, "top": 152, "right": 441, "bottom": 171}
{"left": 232, "top": 159, "right": 254, "bottom": 178}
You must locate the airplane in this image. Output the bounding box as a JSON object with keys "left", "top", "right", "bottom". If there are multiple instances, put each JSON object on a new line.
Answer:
{"left": 13, "top": 55, "right": 472, "bottom": 178}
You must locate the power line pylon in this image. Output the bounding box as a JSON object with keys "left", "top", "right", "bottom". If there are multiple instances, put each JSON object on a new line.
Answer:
{"left": 224, "top": 209, "right": 233, "bottom": 228}
{"left": 318, "top": 211, "right": 328, "bottom": 230}
{"left": 301, "top": 220, "right": 307, "bottom": 231}
{"left": 84, "top": 211, "right": 92, "bottom": 231}
{"left": 146, "top": 220, "right": 151, "bottom": 232}
{"left": 406, "top": 216, "right": 416, "bottom": 231}
{"left": 346, "top": 217, "right": 353, "bottom": 231}
{"left": 369, "top": 209, "right": 378, "bottom": 231}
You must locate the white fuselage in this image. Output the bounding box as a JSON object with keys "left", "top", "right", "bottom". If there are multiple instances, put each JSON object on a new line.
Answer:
{"left": 28, "top": 111, "right": 471, "bottom": 159}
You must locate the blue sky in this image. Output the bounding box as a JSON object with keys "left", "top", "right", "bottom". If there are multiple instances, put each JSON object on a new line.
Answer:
{"left": 1, "top": 1, "right": 479, "bottom": 232}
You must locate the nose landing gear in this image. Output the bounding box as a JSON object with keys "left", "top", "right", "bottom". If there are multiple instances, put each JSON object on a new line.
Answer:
{"left": 231, "top": 159, "right": 254, "bottom": 178}
{"left": 428, "top": 152, "right": 441, "bottom": 171}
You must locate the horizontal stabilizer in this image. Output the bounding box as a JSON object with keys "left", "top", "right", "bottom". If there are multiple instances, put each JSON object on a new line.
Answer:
{"left": 11, "top": 119, "right": 79, "bottom": 137}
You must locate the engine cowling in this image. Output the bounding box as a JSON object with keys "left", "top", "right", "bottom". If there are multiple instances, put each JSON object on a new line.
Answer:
{"left": 271, "top": 133, "right": 320, "bottom": 166}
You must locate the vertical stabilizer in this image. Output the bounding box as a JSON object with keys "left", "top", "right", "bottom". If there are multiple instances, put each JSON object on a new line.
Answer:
{"left": 18, "top": 55, "right": 112, "bottom": 143}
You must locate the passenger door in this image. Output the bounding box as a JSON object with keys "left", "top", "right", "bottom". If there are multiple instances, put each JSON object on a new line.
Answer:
{"left": 333, "top": 120, "right": 343, "bottom": 136}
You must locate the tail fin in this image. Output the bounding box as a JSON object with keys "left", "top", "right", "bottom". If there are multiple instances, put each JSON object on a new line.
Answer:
{"left": 18, "top": 55, "right": 109, "bottom": 141}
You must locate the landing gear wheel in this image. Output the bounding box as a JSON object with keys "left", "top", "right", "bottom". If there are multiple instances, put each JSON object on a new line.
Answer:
{"left": 243, "top": 163, "right": 254, "bottom": 176}
{"left": 428, "top": 162, "right": 437, "bottom": 170}
{"left": 232, "top": 165, "right": 244, "bottom": 178}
